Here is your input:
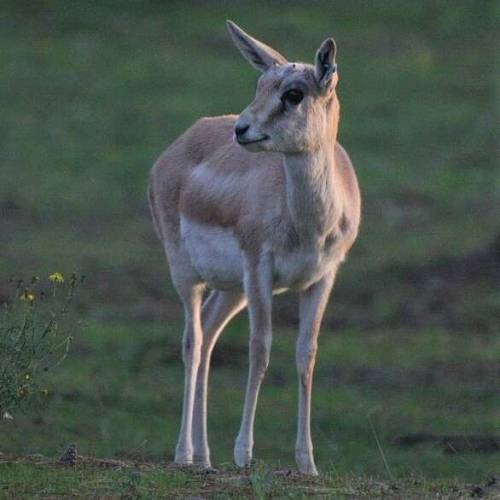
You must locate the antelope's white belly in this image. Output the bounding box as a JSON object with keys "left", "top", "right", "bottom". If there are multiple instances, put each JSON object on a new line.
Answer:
{"left": 180, "top": 216, "right": 243, "bottom": 289}
{"left": 180, "top": 217, "right": 344, "bottom": 291}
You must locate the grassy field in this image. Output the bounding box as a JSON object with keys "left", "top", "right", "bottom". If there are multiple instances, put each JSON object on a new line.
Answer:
{"left": 0, "top": 0, "right": 499, "bottom": 497}
{"left": 2, "top": 455, "right": 490, "bottom": 498}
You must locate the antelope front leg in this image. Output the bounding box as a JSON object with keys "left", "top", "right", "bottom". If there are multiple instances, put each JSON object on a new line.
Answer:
{"left": 234, "top": 253, "right": 273, "bottom": 467}
{"left": 174, "top": 285, "right": 204, "bottom": 465}
{"left": 295, "top": 272, "right": 335, "bottom": 475}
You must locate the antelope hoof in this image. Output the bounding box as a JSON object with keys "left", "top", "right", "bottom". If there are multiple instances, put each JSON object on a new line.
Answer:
{"left": 296, "top": 450, "right": 319, "bottom": 476}
{"left": 192, "top": 454, "right": 211, "bottom": 469}
{"left": 174, "top": 447, "right": 193, "bottom": 465}
{"left": 234, "top": 444, "right": 252, "bottom": 468}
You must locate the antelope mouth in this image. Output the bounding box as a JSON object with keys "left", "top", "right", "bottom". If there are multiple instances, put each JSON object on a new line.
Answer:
{"left": 236, "top": 135, "right": 269, "bottom": 146}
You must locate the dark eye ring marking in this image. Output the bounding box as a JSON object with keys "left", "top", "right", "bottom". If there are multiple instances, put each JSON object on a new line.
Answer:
{"left": 281, "top": 89, "right": 304, "bottom": 106}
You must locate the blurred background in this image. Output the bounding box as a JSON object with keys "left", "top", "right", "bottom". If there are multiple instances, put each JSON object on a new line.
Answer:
{"left": 0, "top": 0, "right": 498, "bottom": 480}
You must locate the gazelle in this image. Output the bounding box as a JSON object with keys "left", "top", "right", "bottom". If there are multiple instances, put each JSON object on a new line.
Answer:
{"left": 148, "top": 20, "right": 361, "bottom": 475}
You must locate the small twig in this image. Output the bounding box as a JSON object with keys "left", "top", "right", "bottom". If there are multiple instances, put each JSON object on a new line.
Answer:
{"left": 368, "top": 413, "right": 394, "bottom": 482}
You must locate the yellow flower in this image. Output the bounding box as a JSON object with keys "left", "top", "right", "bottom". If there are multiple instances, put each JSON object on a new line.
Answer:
{"left": 25, "top": 373, "right": 31, "bottom": 380}
{"left": 49, "top": 272, "right": 64, "bottom": 283}
{"left": 20, "top": 291, "right": 35, "bottom": 302}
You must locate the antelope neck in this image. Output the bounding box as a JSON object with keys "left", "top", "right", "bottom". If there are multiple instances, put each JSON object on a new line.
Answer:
{"left": 283, "top": 143, "right": 342, "bottom": 243}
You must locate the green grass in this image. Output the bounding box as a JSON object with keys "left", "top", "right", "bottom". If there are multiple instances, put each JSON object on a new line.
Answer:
{"left": 1, "top": 321, "right": 498, "bottom": 485}
{"left": 0, "top": 456, "right": 478, "bottom": 498}
{"left": 0, "top": 0, "right": 498, "bottom": 496}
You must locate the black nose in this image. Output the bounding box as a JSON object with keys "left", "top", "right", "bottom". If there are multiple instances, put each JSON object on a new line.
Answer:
{"left": 235, "top": 124, "right": 249, "bottom": 137}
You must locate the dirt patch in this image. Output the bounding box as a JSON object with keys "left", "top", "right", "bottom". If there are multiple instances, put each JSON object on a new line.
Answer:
{"left": 394, "top": 433, "right": 500, "bottom": 454}
{"left": 321, "top": 362, "right": 500, "bottom": 391}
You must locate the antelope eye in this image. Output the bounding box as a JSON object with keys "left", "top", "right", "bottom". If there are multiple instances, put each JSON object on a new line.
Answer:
{"left": 282, "top": 89, "right": 304, "bottom": 105}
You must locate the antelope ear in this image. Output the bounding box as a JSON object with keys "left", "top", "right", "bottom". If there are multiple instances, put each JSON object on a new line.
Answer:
{"left": 226, "top": 20, "right": 287, "bottom": 72}
{"left": 314, "top": 38, "right": 337, "bottom": 88}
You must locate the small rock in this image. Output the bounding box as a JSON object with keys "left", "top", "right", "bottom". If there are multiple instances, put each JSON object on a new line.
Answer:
{"left": 471, "top": 476, "right": 500, "bottom": 498}
{"left": 59, "top": 443, "right": 77, "bottom": 465}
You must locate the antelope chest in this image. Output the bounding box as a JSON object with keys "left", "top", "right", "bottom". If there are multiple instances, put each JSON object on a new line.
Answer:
{"left": 272, "top": 237, "right": 344, "bottom": 290}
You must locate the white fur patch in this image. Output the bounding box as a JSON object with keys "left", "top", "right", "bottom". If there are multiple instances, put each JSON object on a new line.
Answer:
{"left": 190, "top": 162, "right": 258, "bottom": 201}
{"left": 180, "top": 216, "right": 244, "bottom": 289}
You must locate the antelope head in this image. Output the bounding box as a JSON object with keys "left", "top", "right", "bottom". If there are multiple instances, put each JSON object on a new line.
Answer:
{"left": 227, "top": 20, "right": 339, "bottom": 154}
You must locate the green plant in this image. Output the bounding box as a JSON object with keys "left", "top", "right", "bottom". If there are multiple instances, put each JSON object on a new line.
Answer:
{"left": 0, "top": 273, "right": 84, "bottom": 416}
{"left": 250, "top": 462, "right": 274, "bottom": 500}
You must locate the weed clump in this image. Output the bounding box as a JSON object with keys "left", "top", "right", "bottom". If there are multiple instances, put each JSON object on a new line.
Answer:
{"left": 0, "top": 273, "right": 84, "bottom": 417}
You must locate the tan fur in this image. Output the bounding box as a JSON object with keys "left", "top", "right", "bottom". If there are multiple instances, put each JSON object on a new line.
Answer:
{"left": 148, "top": 21, "right": 361, "bottom": 474}
{"left": 149, "top": 115, "right": 359, "bottom": 259}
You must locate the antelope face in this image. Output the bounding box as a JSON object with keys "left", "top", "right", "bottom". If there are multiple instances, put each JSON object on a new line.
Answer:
{"left": 228, "top": 21, "right": 339, "bottom": 154}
